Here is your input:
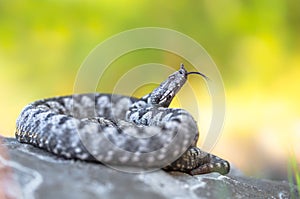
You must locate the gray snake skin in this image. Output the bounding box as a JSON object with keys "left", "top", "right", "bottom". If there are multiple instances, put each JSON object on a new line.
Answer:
{"left": 15, "top": 64, "right": 230, "bottom": 175}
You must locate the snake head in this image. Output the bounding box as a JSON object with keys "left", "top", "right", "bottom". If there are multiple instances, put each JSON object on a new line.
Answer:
{"left": 149, "top": 64, "right": 188, "bottom": 107}
{"left": 148, "top": 64, "right": 208, "bottom": 108}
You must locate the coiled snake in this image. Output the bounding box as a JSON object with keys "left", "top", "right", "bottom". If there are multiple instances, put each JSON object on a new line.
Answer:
{"left": 15, "top": 64, "right": 230, "bottom": 175}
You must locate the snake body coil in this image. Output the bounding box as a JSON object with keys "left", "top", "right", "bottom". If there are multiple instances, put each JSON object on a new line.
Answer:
{"left": 16, "top": 64, "right": 230, "bottom": 175}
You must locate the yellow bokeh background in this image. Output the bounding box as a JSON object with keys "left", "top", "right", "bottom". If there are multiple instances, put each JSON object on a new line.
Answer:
{"left": 0, "top": 1, "right": 299, "bottom": 180}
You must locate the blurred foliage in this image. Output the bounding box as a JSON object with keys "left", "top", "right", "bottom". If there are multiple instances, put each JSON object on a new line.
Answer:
{"left": 288, "top": 151, "right": 300, "bottom": 198}
{"left": 0, "top": 0, "right": 299, "bottom": 179}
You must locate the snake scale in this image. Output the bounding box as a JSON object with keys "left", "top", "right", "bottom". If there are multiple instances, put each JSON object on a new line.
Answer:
{"left": 15, "top": 64, "right": 230, "bottom": 175}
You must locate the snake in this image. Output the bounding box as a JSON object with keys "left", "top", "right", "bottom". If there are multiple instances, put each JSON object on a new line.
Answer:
{"left": 15, "top": 64, "right": 230, "bottom": 175}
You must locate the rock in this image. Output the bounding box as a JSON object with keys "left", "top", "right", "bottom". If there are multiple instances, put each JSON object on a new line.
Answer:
{"left": 0, "top": 137, "right": 298, "bottom": 199}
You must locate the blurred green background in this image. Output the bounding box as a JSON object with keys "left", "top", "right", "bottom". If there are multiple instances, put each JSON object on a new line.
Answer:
{"left": 0, "top": 0, "right": 299, "bottom": 180}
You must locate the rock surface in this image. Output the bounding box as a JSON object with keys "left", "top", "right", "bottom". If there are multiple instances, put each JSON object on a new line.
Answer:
{"left": 0, "top": 137, "right": 298, "bottom": 199}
